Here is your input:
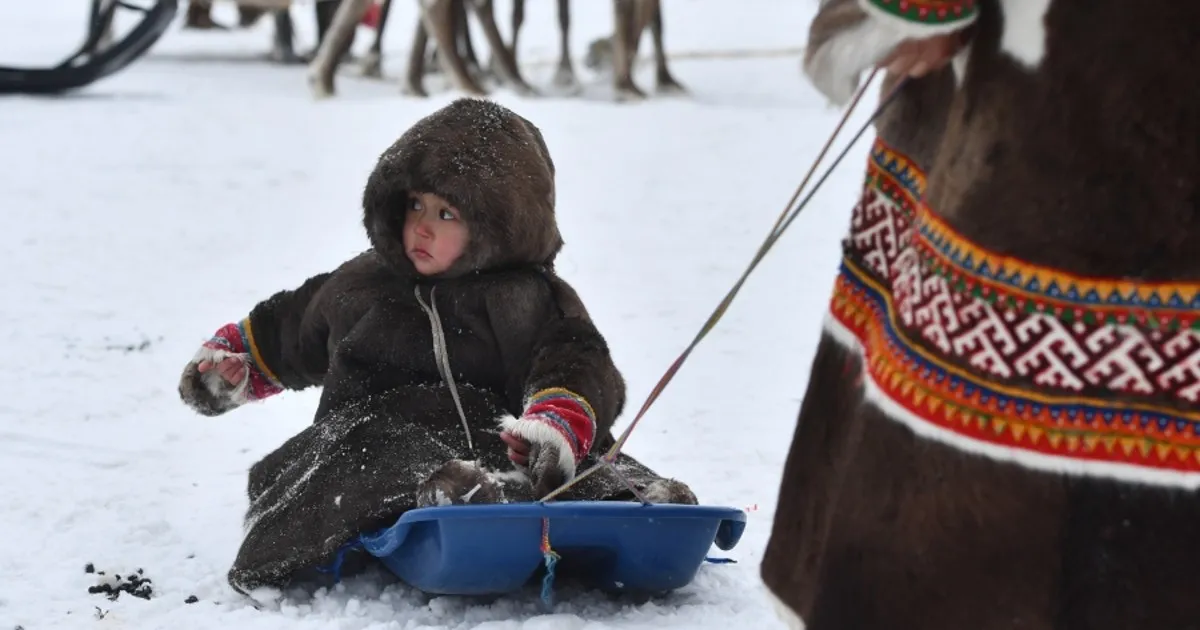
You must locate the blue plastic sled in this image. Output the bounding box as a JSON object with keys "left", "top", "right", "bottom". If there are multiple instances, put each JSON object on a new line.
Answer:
{"left": 353, "top": 501, "right": 747, "bottom": 597}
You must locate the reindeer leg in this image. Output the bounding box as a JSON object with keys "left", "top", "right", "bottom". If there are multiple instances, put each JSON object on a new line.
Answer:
{"left": 455, "top": 0, "right": 489, "bottom": 83}
{"left": 307, "top": 0, "right": 372, "bottom": 98}
{"left": 360, "top": 0, "right": 394, "bottom": 77}
{"left": 421, "top": 4, "right": 457, "bottom": 79}
{"left": 185, "top": 0, "right": 229, "bottom": 29}
{"left": 422, "top": 0, "right": 489, "bottom": 96}
{"left": 402, "top": 15, "right": 431, "bottom": 96}
{"left": 315, "top": 0, "right": 358, "bottom": 63}
{"left": 427, "top": 46, "right": 442, "bottom": 76}
{"left": 269, "top": 9, "right": 305, "bottom": 65}
{"left": 647, "top": 0, "right": 684, "bottom": 93}
{"left": 631, "top": 0, "right": 652, "bottom": 58}
{"left": 424, "top": 8, "right": 442, "bottom": 79}
{"left": 551, "top": 0, "right": 580, "bottom": 92}
{"left": 419, "top": 0, "right": 473, "bottom": 80}
{"left": 238, "top": 5, "right": 268, "bottom": 28}
{"left": 611, "top": 0, "right": 645, "bottom": 101}
{"left": 487, "top": 0, "right": 522, "bottom": 82}
{"left": 510, "top": 0, "right": 525, "bottom": 63}
{"left": 466, "top": 0, "right": 536, "bottom": 95}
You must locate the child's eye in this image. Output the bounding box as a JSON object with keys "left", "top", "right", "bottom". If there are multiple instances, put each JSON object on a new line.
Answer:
{"left": 408, "top": 197, "right": 422, "bottom": 212}
{"left": 439, "top": 209, "right": 457, "bottom": 221}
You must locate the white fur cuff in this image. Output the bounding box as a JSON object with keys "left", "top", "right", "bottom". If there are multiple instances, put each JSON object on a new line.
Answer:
{"left": 806, "top": 1, "right": 978, "bottom": 106}
{"left": 804, "top": 16, "right": 911, "bottom": 106}
{"left": 190, "top": 345, "right": 253, "bottom": 407}
{"left": 497, "top": 414, "right": 578, "bottom": 482}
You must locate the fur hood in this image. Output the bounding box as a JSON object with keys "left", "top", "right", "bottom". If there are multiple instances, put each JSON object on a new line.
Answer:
{"left": 361, "top": 98, "right": 563, "bottom": 279}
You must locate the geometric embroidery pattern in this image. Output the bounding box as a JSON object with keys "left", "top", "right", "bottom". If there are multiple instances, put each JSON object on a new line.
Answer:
{"left": 829, "top": 137, "right": 1200, "bottom": 479}
{"left": 918, "top": 208, "right": 1200, "bottom": 331}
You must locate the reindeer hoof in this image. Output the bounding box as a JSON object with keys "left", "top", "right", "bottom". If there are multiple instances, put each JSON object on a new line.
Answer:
{"left": 468, "top": 69, "right": 492, "bottom": 87}
{"left": 458, "top": 82, "right": 489, "bottom": 97}
{"left": 614, "top": 75, "right": 647, "bottom": 102}
{"left": 615, "top": 86, "right": 646, "bottom": 103}
{"left": 486, "top": 54, "right": 504, "bottom": 79}
{"left": 446, "top": 70, "right": 490, "bottom": 97}
{"left": 184, "top": 12, "right": 230, "bottom": 30}
{"left": 269, "top": 49, "right": 306, "bottom": 66}
{"left": 512, "top": 81, "right": 541, "bottom": 98}
{"left": 656, "top": 78, "right": 687, "bottom": 95}
{"left": 307, "top": 73, "right": 335, "bottom": 100}
{"left": 360, "top": 53, "right": 383, "bottom": 79}
{"left": 551, "top": 67, "right": 582, "bottom": 94}
{"left": 401, "top": 81, "right": 429, "bottom": 98}
{"left": 238, "top": 7, "right": 268, "bottom": 28}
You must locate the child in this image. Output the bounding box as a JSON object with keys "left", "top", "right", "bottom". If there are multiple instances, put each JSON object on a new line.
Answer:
{"left": 177, "top": 98, "right": 696, "bottom": 594}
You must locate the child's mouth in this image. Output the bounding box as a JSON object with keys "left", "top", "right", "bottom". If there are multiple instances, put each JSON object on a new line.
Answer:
{"left": 410, "top": 249, "right": 431, "bottom": 260}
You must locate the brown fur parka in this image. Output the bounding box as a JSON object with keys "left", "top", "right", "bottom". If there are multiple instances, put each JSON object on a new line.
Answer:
{"left": 178, "top": 98, "right": 694, "bottom": 593}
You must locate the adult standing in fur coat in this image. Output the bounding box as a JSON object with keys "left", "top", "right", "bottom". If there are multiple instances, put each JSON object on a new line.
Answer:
{"left": 763, "top": 1, "right": 1200, "bottom": 628}
{"left": 177, "top": 98, "right": 696, "bottom": 594}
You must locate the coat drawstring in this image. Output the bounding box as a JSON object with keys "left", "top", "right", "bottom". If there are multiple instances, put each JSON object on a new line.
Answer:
{"left": 414, "top": 285, "right": 475, "bottom": 453}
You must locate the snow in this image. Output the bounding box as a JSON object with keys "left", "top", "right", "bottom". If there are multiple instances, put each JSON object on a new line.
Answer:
{"left": 0, "top": 1, "right": 883, "bottom": 627}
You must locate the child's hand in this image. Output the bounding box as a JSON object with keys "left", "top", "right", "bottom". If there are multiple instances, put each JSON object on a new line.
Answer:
{"left": 178, "top": 322, "right": 284, "bottom": 417}
{"left": 197, "top": 356, "right": 248, "bottom": 385}
{"left": 179, "top": 348, "right": 251, "bottom": 417}
{"left": 500, "top": 427, "right": 571, "bottom": 498}
{"left": 499, "top": 430, "right": 531, "bottom": 467}
{"left": 499, "top": 391, "right": 595, "bottom": 498}
{"left": 500, "top": 428, "right": 570, "bottom": 498}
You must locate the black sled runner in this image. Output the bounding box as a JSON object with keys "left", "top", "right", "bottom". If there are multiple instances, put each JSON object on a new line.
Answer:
{"left": 0, "top": 0, "right": 177, "bottom": 95}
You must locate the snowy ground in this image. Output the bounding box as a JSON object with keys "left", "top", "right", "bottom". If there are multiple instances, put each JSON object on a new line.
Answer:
{"left": 0, "top": 1, "right": 882, "bottom": 627}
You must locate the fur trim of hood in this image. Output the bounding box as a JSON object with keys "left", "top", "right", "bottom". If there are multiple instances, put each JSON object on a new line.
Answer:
{"left": 361, "top": 98, "right": 562, "bottom": 278}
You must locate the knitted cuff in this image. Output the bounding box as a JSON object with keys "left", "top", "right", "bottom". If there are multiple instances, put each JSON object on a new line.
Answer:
{"left": 202, "top": 318, "right": 283, "bottom": 401}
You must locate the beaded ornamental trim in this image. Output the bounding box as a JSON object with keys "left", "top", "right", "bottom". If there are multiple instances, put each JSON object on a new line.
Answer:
{"left": 825, "top": 136, "right": 1200, "bottom": 487}
{"left": 860, "top": 0, "right": 978, "bottom": 29}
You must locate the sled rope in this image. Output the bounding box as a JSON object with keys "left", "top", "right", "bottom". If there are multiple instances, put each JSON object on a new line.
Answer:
{"left": 540, "top": 70, "right": 909, "bottom": 502}
{"left": 415, "top": 284, "right": 475, "bottom": 453}
{"left": 539, "top": 517, "right": 561, "bottom": 608}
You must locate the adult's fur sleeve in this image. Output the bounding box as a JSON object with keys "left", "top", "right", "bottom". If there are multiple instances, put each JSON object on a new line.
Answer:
{"left": 804, "top": 0, "right": 978, "bottom": 105}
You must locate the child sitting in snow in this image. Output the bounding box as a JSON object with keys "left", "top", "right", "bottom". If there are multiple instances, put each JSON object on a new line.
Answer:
{"left": 176, "top": 98, "right": 696, "bottom": 594}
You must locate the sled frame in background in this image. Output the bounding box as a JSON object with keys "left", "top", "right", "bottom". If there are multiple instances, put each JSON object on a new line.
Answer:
{"left": 0, "top": 0, "right": 178, "bottom": 95}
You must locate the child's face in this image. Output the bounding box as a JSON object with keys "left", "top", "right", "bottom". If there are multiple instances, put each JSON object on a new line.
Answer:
{"left": 403, "top": 191, "right": 468, "bottom": 275}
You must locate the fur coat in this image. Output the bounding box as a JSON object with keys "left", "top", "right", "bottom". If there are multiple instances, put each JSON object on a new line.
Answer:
{"left": 762, "top": 1, "right": 1200, "bottom": 628}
